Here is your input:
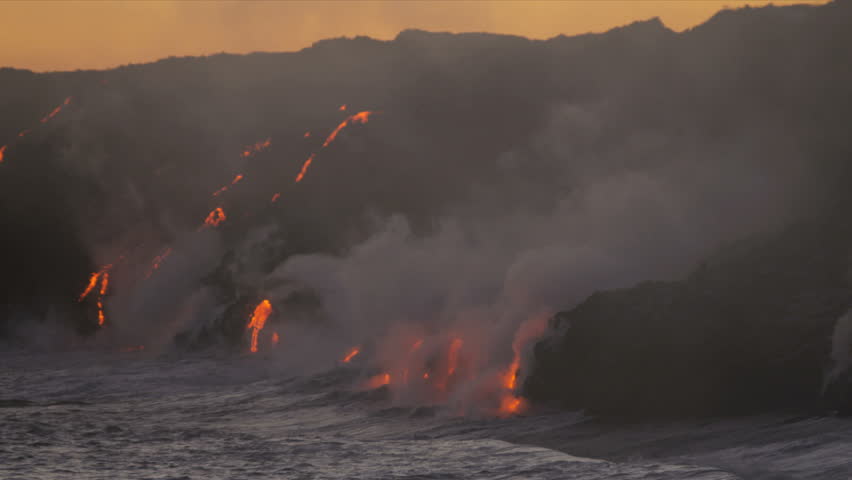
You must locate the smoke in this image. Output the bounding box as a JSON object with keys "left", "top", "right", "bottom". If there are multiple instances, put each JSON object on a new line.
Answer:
{"left": 250, "top": 98, "right": 824, "bottom": 412}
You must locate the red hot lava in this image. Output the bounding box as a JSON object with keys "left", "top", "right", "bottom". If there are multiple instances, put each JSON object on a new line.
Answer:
{"left": 202, "top": 207, "right": 227, "bottom": 228}
{"left": 247, "top": 299, "right": 272, "bottom": 353}
{"left": 40, "top": 97, "right": 72, "bottom": 124}
{"left": 240, "top": 138, "right": 271, "bottom": 158}
{"left": 342, "top": 347, "right": 361, "bottom": 363}
{"left": 294, "top": 110, "right": 378, "bottom": 183}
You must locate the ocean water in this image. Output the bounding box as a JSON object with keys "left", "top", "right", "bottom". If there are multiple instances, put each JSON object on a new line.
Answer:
{"left": 1, "top": 350, "right": 848, "bottom": 479}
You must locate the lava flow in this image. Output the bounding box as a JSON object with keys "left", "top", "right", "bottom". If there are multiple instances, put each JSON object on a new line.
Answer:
{"left": 342, "top": 346, "right": 360, "bottom": 363}
{"left": 202, "top": 207, "right": 227, "bottom": 228}
{"left": 0, "top": 145, "right": 6, "bottom": 164}
{"left": 79, "top": 265, "right": 113, "bottom": 327}
{"left": 294, "top": 153, "right": 315, "bottom": 183}
{"left": 240, "top": 138, "right": 271, "bottom": 158}
{"left": 40, "top": 97, "right": 72, "bottom": 124}
{"left": 363, "top": 372, "right": 391, "bottom": 389}
{"left": 496, "top": 315, "right": 550, "bottom": 416}
{"left": 145, "top": 247, "right": 173, "bottom": 279}
{"left": 294, "top": 110, "right": 377, "bottom": 183}
{"left": 447, "top": 338, "right": 463, "bottom": 376}
{"left": 211, "top": 174, "right": 244, "bottom": 197}
{"left": 247, "top": 299, "right": 272, "bottom": 353}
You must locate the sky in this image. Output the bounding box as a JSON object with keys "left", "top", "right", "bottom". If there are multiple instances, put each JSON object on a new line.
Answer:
{"left": 0, "top": 0, "right": 830, "bottom": 72}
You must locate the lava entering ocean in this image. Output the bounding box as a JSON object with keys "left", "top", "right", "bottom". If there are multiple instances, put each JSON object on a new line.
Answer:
{"left": 247, "top": 299, "right": 272, "bottom": 353}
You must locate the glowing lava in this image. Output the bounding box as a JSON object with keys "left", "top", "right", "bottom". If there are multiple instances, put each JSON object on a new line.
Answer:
{"left": 498, "top": 394, "right": 526, "bottom": 415}
{"left": 447, "top": 338, "right": 463, "bottom": 376}
{"left": 40, "top": 97, "right": 72, "bottom": 124}
{"left": 272, "top": 332, "right": 280, "bottom": 346}
{"left": 364, "top": 373, "right": 391, "bottom": 389}
{"left": 294, "top": 111, "right": 378, "bottom": 183}
{"left": 240, "top": 138, "right": 271, "bottom": 158}
{"left": 339, "top": 104, "right": 347, "bottom": 111}
{"left": 203, "top": 207, "right": 226, "bottom": 228}
{"left": 145, "top": 247, "right": 173, "bottom": 279}
{"left": 0, "top": 145, "right": 5, "bottom": 164}
{"left": 294, "top": 153, "right": 315, "bottom": 183}
{"left": 321, "top": 111, "right": 375, "bottom": 148}
{"left": 496, "top": 315, "right": 550, "bottom": 416}
{"left": 270, "top": 193, "right": 281, "bottom": 203}
{"left": 342, "top": 347, "right": 360, "bottom": 363}
{"left": 247, "top": 299, "right": 272, "bottom": 353}
{"left": 212, "top": 174, "right": 244, "bottom": 197}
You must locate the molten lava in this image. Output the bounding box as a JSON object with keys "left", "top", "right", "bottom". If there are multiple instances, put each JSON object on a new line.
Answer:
{"left": 339, "top": 104, "right": 347, "bottom": 111}
{"left": 0, "top": 145, "right": 5, "bottom": 164}
{"left": 272, "top": 332, "right": 280, "bottom": 346}
{"left": 342, "top": 347, "right": 360, "bottom": 363}
{"left": 293, "top": 111, "right": 377, "bottom": 183}
{"left": 203, "top": 207, "right": 227, "bottom": 228}
{"left": 40, "top": 97, "right": 72, "bottom": 123}
{"left": 447, "top": 338, "right": 463, "bottom": 376}
{"left": 247, "top": 299, "right": 272, "bottom": 353}
{"left": 96, "top": 272, "right": 110, "bottom": 326}
{"left": 240, "top": 138, "right": 272, "bottom": 158}
{"left": 498, "top": 394, "right": 526, "bottom": 416}
{"left": 294, "top": 153, "right": 315, "bottom": 183}
{"left": 211, "top": 174, "right": 244, "bottom": 197}
{"left": 364, "top": 373, "right": 391, "bottom": 389}
{"left": 270, "top": 193, "right": 281, "bottom": 203}
{"left": 145, "top": 247, "right": 173, "bottom": 279}
{"left": 496, "top": 315, "right": 550, "bottom": 416}
{"left": 321, "top": 111, "right": 376, "bottom": 148}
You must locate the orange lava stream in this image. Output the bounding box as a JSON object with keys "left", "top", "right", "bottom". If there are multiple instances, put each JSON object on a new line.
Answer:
{"left": 0, "top": 145, "right": 6, "bottom": 164}
{"left": 211, "top": 173, "right": 244, "bottom": 197}
{"left": 240, "top": 138, "right": 271, "bottom": 158}
{"left": 247, "top": 299, "right": 272, "bottom": 353}
{"left": 145, "top": 247, "right": 173, "bottom": 279}
{"left": 342, "top": 346, "right": 361, "bottom": 363}
{"left": 364, "top": 373, "right": 391, "bottom": 389}
{"left": 294, "top": 153, "right": 315, "bottom": 183}
{"left": 294, "top": 111, "right": 377, "bottom": 183}
{"left": 203, "top": 207, "right": 227, "bottom": 228}
{"left": 447, "top": 338, "right": 463, "bottom": 376}
{"left": 40, "top": 97, "right": 72, "bottom": 124}
{"left": 78, "top": 272, "right": 102, "bottom": 302}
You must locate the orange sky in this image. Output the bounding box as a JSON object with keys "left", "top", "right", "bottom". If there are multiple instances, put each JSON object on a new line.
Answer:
{"left": 0, "top": 0, "right": 830, "bottom": 72}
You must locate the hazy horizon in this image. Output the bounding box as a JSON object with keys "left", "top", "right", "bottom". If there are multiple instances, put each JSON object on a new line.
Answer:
{"left": 0, "top": 0, "right": 830, "bottom": 72}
